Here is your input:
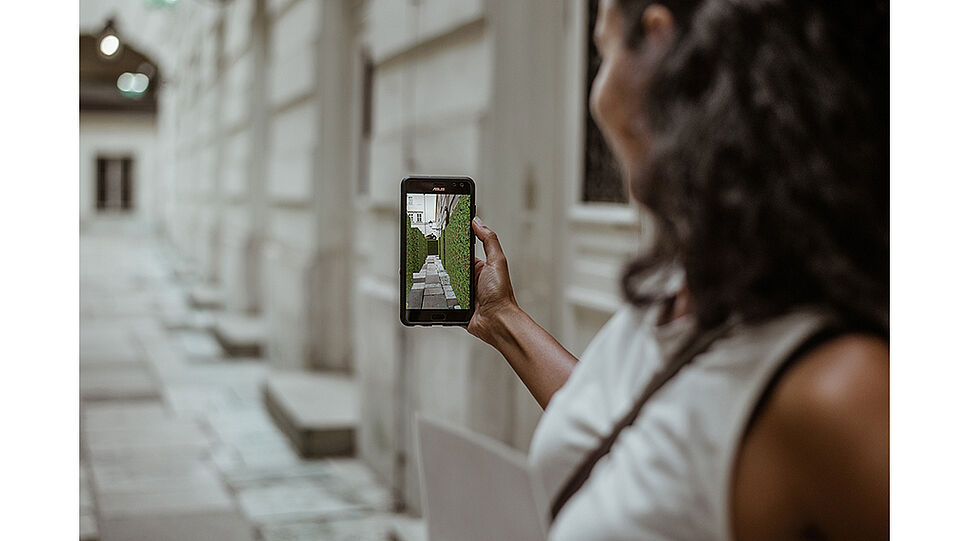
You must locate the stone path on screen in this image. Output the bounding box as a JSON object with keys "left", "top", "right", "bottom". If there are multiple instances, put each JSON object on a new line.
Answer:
{"left": 406, "top": 255, "right": 461, "bottom": 310}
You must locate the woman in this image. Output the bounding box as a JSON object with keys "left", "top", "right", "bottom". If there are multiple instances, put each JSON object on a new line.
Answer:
{"left": 466, "top": 0, "right": 888, "bottom": 539}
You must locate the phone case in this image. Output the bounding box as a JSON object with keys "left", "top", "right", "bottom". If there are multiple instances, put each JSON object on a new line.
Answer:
{"left": 400, "top": 176, "right": 475, "bottom": 326}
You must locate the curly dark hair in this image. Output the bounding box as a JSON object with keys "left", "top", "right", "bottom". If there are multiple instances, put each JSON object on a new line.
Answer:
{"left": 616, "top": 0, "right": 889, "bottom": 333}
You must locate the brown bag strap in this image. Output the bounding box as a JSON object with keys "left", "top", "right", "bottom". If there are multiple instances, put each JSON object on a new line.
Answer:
{"left": 548, "top": 319, "right": 736, "bottom": 523}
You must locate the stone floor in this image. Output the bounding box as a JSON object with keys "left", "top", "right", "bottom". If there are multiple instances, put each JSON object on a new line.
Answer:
{"left": 406, "top": 255, "right": 461, "bottom": 310}
{"left": 80, "top": 222, "right": 395, "bottom": 541}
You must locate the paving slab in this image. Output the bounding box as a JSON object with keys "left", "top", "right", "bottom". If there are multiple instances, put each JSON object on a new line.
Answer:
{"left": 81, "top": 324, "right": 143, "bottom": 365}
{"left": 84, "top": 419, "right": 210, "bottom": 455}
{"left": 82, "top": 401, "right": 168, "bottom": 430}
{"left": 99, "top": 510, "right": 255, "bottom": 541}
{"left": 406, "top": 289, "right": 423, "bottom": 309}
{"left": 260, "top": 514, "right": 390, "bottom": 541}
{"left": 80, "top": 363, "right": 159, "bottom": 401}
{"left": 97, "top": 480, "right": 235, "bottom": 518}
{"left": 237, "top": 479, "right": 364, "bottom": 524}
{"left": 91, "top": 454, "right": 215, "bottom": 490}
{"left": 422, "top": 295, "right": 447, "bottom": 309}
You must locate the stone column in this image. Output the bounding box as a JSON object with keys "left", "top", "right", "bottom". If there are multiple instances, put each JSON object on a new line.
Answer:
{"left": 307, "top": 0, "right": 354, "bottom": 372}
{"left": 244, "top": 0, "right": 269, "bottom": 314}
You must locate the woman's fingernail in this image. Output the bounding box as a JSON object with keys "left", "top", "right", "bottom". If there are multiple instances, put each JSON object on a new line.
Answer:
{"left": 473, "top": 216, "right": 483, "bottom": 227}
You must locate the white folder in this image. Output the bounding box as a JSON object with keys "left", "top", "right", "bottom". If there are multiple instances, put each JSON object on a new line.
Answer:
{"left": 416, "top": 416, "right": 548, "bottom": 541}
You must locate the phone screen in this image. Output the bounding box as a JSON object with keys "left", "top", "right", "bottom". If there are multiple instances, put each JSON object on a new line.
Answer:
{"left": 401, "top": 177, "right": 474, "bottom": 325}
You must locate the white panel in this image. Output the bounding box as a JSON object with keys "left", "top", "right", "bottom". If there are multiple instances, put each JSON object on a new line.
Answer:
{"left": 222, "top": 52, "right": 253, "bottom": 130}
{"left": 372, "top": 63, "right": 405, "bottom": 136}
{"left": 267, "top": 102, "right": 317, "bottom": 203}
{"left": 367, "top": 132, "right": 406, "bottom": 208}
{"left": 268, "top": 0, "right": 318, "bottom": 106}
{"left": 356, "top": 212, "right": 399, "bottom": 283}
{"left": 269, "top": 207, "right": 316, "bottom": 252}
{"left": 267, "top": 0, "right": 293, "bottom": 18}
{"left": 223, "top": 129, "right": 251, "bottom": 198}
{"left": 271, "top": 0, "right": 318, "bottom": 57}
{"left": 224, "top": 0, "right": 253, "bottom": 59}
{"left": 366, "top": 0, "right": 415, "bottom": 62}
{"left": 417, "top": 0, "right": 483, "bottom": 42}
{"left": 262, "top": 240, "right": 313, "bottom": 370}
{"left": 411, "top": 118, "right": 480, "bottom": 175}
{"left": 412, "top": 31, "right": 490, "bottom": 124}
{"left": 269, "top": 48, "right": 316, "bottom": 107}
{"left": 268, "top": 150, "right": 313, "bottom": 203}
{"left": 353, "top": 283, "right": 400, "bottom": 482}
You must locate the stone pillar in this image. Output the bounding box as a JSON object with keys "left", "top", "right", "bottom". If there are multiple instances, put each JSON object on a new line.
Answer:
{"left": 206, "top": 14, "right": 227, "bottom": 285}
{"left": 307, "top": 0, "right": 354, "bottom": 372}
{"left": 476, "top": 0, "right": 567, "bottom": 452}
{"left": 244, "top": 0, "right": 270, "bottom": 315}
{"left": 261, "top": 0, "right": 353, "bottom": 373}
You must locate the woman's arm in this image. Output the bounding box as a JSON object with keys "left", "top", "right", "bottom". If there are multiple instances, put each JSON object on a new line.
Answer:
{"left": 466, "top": 217, "right": 578, "bottom": 409}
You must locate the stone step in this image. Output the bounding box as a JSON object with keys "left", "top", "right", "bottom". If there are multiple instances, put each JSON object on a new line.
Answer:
{"left": 263, "top": 371, "right": 358, "bottom": 458}
{"left": 188, "top": 285, "right": 224, "bottom": 310}
{"left": 389, "top": 514, "right": 428, "bottom": 541}
{"left": 212, "top": 313, "right": 266, "bottom": 357}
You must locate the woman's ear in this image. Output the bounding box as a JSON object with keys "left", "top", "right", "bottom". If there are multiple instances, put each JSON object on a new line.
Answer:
{"left": 641, "top": 4, "right": 676, "bottom": 46}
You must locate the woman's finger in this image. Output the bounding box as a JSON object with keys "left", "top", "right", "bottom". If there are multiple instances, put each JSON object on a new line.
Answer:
{"left": 473, "top": 258, "right": 486, "bottom": 281}
{"left": 472, "top": 217, "right": 504, "bottom": 263}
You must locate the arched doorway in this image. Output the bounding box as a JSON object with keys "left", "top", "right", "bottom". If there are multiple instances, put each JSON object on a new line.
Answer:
{"left": 79, "top": 31, "right": 160, "bottom": 220}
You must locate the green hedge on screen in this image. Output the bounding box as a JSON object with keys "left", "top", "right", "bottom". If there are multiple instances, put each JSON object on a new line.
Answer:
{"left": 405, "top": 215, "right": 427, "bottom": 298}
{"left": 442, "top": 195, "right": 471, "bottom": 309}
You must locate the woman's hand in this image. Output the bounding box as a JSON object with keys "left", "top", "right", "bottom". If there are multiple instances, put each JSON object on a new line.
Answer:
{"left": 467, "top": 217, "right": 521, "bottom": 345}
{"left": 465, "top": 216, "right": 578, "bottom": 408}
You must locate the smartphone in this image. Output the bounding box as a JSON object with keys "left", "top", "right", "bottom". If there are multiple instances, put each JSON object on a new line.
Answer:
{"left": 400, "top": 176, "right": 475, "bottom": 326}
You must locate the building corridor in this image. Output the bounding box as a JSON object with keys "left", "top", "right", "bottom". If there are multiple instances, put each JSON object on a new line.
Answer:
{"left": 79, "top": 222, "right": 393, "bottom": 541}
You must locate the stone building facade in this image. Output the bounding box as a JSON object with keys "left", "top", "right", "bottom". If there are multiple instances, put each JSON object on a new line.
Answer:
{"left": 80, "top": 0, "right": 648, "bottom": 513}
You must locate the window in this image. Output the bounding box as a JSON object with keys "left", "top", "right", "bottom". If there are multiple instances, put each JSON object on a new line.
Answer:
{"left": 96, "top": 156, "right": 133, "bottom": 211}
{"left": 582, "top": 0, "right": 627, "bottom": 204}
{"left": 358, "top": 51, "right": 374, "bottom": 196}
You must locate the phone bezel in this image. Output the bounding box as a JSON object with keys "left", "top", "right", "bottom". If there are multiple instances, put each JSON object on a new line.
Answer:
{"left": 400, "top": 175, "right": 476, "bottom": 326}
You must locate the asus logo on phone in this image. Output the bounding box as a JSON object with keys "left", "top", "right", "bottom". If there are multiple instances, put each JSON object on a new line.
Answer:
{"left": 432, "top": 187, "right": 445, "bottom": 191}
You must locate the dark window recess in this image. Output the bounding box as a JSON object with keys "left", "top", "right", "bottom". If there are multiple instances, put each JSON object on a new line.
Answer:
{"left": 583, "top": 0, "right": 628, "bottom": 204}
{"left": 358, "top": 51, "right": 374, "bottom": 196}
{"left": 96, "top": 156, "right": 134, "bottom": 211}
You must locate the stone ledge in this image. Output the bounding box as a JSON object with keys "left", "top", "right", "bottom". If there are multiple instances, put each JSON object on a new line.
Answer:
{"left": 188, "top": 285, "right": 224, "bottom": 310}
{"left": 263, "top": 371, "right": 358, "bottom": 458}
{"left": 212, "top": 314, "right": 266, "bottom": 357}
{"left": 389, "top": 514, "right": 428, "bottom": 541}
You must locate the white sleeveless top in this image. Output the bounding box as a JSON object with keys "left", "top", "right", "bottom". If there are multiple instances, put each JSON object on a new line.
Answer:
{"left": 528, "top": 300, "right": 832, "bottom": 540}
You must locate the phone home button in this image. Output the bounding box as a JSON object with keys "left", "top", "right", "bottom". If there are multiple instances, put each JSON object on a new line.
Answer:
{"left": 431, "top": 313, "right": 446, "bottom": 321}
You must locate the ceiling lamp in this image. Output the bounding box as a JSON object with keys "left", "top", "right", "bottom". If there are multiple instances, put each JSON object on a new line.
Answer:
{"left": 98, "top": 19, "right": 121, "bottom": 58}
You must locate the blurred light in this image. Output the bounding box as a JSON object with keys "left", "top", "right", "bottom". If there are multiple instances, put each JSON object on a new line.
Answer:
{"left": 117, "top": 72, "right": 135, "bottom": 92}
{"left": 131, "top": 73, "right": 150, "bottom": 93}
{"left": 117, "top": 72, "right": 150, "bottom": 96}
{"left": 99, "top": 34, "right": 120, "bottom": 56}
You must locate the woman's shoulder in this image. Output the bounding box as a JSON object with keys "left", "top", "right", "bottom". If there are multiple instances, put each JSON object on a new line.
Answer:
{"left": 732, "top": 333, "right": 889, "bottom": 539}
